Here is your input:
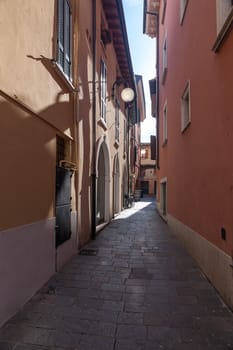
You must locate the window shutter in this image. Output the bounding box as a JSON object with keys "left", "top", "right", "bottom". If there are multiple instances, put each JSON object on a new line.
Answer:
{"left": 64, "top": 0, "right": 71, "bottom": 77}
{"left": 57, "top": 0, "right": 64, "bottom": 67}
{"left": 151, "top": 135, "right": 156, "bottom": 160}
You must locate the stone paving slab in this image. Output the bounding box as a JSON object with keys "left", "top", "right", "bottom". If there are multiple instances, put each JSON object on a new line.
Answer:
{"left": 0, "top": 198, "right": 233, "bottom": 349}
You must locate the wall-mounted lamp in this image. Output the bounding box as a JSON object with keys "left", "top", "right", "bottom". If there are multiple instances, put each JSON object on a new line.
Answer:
{"left": 112, "top": 78, "right": 135, "bottom": 103}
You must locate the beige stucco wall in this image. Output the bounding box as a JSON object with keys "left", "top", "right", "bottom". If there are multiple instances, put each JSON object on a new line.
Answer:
{"left": 0, "top": 0, "right": 78, "bottom": 325}
{"left": 0, "top": 0, "right": 77, "bottom": 230}
{"left": 77, "top": 0, "right": 128, "bottom": 244}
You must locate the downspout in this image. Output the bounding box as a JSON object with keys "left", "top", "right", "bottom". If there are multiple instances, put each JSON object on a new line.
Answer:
{"left": 91, "top": 0, "right": 97, "bottom": 240}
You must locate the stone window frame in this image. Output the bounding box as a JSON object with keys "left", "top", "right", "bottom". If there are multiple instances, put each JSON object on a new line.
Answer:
{"left": 162, "top": 100, "right": 168, "bottom": 146}
{"left": 180, "top": 0, "right": 189, "bottom": 25}
{"left": 181, "top": 81, "right": 191, "bottom": 133}
{"left": 213, "top": 0, "right": 233, "bottom": 52}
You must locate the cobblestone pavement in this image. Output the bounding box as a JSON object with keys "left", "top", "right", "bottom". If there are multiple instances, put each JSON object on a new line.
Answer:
{"left": 0, "top": 198, "right": 233, "bottom": 350}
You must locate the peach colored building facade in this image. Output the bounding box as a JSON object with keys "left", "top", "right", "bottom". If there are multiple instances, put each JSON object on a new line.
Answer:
{"left": 144, "top": 0, "right": 233, "bottom": 309}
{"left": 0, "top": 0, "right": 135, "bottom": 326}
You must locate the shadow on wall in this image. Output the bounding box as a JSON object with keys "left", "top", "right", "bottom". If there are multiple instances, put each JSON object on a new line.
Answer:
{"left": 0, "top": 97, "right": 74, "bottom": 232}
{"left": 77, "top": 50, "right": 92, "bottom": 246}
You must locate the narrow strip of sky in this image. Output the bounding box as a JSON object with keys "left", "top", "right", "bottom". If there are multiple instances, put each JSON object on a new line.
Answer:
{"left": 122, "top": 0, "right": 156, "bottom": 142}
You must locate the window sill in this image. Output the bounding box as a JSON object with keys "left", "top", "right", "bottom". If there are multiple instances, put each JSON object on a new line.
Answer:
{"left": 52, "top": 61, "right": 76, "bottom": 91}
{"left": 98, "top": 117, "right": 107, "bottom": 130}
{"left": 212, "top": 8, "right": 233, "bottom": 52}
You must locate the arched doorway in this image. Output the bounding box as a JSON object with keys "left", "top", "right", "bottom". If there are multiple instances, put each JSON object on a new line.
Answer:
{"left": 122, "top": 165, "right": 128, "bottom": 209}
{"left": 96, "top": 139, "right": 110, "bottom": 225}
{"left": 113, "top": 154, "right": 120, "bottom": 215}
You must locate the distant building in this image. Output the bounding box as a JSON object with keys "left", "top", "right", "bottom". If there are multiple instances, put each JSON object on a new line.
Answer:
{"left": 140, "top": 142, "right": 156, "bottom": 196}
{"left": 143, "top": 0, "right": 233, "bottom": 308}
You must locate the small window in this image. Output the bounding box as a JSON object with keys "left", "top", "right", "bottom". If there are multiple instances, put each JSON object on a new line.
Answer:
{"left": 57, "top": 0, "right": 72, "bottom": 80}
{"left": 180, "top": 0, "right": 189, "bottom": 24}
{"left": 123, "top": 119, "right": 127, "bottom": 157}
{"left": 162, "top": 34, "right": 167, "bottom": 83}
{"left": 213, "top": 0, "right": 233, "bottom": 51}
{"left": 100, "top": 59, "right": 107, "bottom": 122}
{"left": 181, "top": 81, "right": 191, "bottom": 132}
{"left": 161, "top": 0, "right": 167, "bottom": 24}
{"left": 115, "top": 99, "right": 120, "bottom": 143}
{"left": 56, "top": 135, "right": 65, "bottom": 165}
{"left": 163, "top": 102, "right": 168, "bottom": 145}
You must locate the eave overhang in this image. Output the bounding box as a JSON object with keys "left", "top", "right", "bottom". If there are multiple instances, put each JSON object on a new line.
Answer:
{"left": 143, "top": 0, "right": 160, "bottom": 38}
{"left": 102, "top": 0, "right": 135, "bottom": 89}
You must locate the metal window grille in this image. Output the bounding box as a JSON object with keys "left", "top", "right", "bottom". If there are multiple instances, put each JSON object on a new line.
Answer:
{"left": 56, "top": 136, "right": 65, "bottom": 165}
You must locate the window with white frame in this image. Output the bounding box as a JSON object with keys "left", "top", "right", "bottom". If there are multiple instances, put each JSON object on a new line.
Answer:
{"left": 100, "top": 59, "right": 107, "bottom": 122}
{"left": 180, "top": 0, "right": 189, "bottom": 24}
{"left": 213, "top": 0, "right": 233, "bottom": 51}
{"left": 57, "top": 0, "right": 72, "bottom": 80}
{"left": 162, "top": 34, "right": 167, "bottom": 82}
{"left": 181, "top": 81, "right": 191, "bottom": 132}
{"left": 163, "top": 101, "right": 168, "bottom": 144}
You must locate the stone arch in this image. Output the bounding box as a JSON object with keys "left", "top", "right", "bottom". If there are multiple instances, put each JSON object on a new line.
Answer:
{"left": 122, "top": 164, "right": 128, "bottom": 209}
{"left": 113, "top": 153, "right": 120, "bottom": 215}
{"left": 96, "top": 137, "right": 110, "bottom": 224}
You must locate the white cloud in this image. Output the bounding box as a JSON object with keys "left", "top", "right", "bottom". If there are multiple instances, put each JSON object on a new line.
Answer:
{"left": 141, "top": 116, "right": 156, "bottom": 142}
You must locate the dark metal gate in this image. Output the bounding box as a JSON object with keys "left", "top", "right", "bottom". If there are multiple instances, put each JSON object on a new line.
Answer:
{"left": 55, "top": 166, "right": 72, "bottom": 247}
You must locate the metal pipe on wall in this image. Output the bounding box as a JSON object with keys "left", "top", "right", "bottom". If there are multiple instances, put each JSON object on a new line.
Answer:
{"left": 91, "top": 0, "right": 97, "bottom": 240}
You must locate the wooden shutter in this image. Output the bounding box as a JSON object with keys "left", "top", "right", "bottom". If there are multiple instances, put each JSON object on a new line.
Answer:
{"left": 151, "top": 135, "right": 156, "bottom": 160}
{"left": 57, "top": 0, "right": 64, "bottom": 67}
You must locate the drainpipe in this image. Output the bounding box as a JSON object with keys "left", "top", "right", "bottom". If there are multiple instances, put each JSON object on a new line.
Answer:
{"left": 91, "top": 0, "right": 97, "bottom": 240}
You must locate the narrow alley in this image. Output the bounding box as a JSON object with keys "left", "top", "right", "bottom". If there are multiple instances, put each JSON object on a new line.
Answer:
{"left": 0, "top": 198, "right": 232, "bottom": 350}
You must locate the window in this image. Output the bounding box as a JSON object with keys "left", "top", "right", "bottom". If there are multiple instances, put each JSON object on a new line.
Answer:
{"left": 162, "top": 34, "right": 167, "bottom": 82}
{"left": 141, "top": 148, "right": 149, "bottom": 159}
{"left": 123, "top": 119, "right": 127, "bottom": 157}
{"left": 100, "top": 59, "right": 107, "bottom": 122}
{"left": 161, "top": 0, "right": 167, "bottom": 24}
{"left": 57, "top": 0, "right": 72, "bottom": 80}
{"left": 181, "top": 81, "right": 191, "bottom": 132}
{"left": 115, "top": 99, "right": 120, "bottom": 143}
{"left": 163, "top": 101, "right": 168, "bottom": 144}
{"left": 213, "top": 0, "right": 233, "bottom": 51}
{"left": 56, "top": 135, "right": 65, "bottom": 165}
{"left": 180, "top": 0, "right": 189, "bottom": 24}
